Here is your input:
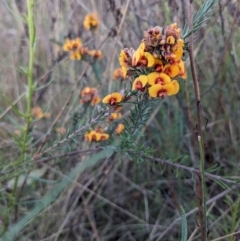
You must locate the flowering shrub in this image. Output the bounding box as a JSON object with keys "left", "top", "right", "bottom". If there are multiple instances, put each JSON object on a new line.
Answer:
{"left": 63, "top": 37, "right": 103, "bottom": 61}
{"left": 66, "top": 23, "right": 187, "bottom": 144}
{"left": 103, "top": 23, "right": 186, "bottom": 110}
{"left": 1, "top": 1, "right": 226, "bottom": 240}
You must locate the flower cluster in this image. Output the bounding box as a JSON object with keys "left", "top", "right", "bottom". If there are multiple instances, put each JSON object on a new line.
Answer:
{"left": 85, "top": 128, "right": 109, "bottom": 142}
{"left": 116, "top": 23, "right": 186, "bottom": 99}
{"left": 63, "top": 38, "right": 103, "bottom": 61}
{"left": 80, "top": 87, "right": 101, "bottom": 106}
{"left": 84, "top": 108, "right": 125, "bottom": 143}
{"left": 85, "top": 23, "right": 186, "bottom": 143}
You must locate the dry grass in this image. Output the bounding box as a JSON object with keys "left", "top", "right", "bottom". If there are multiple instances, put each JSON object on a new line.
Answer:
{"left": 0, "top": 0, "right": 240, "bottom": 240}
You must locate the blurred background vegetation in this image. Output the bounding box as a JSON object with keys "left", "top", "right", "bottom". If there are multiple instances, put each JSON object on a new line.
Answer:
{"left": 0, "top": 0, "right": 240, "bottom": 240}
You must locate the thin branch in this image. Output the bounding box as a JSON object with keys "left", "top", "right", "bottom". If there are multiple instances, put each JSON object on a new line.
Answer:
{"left": 144, "top": 155, "right": 239, "bottom": 185}
{"left": 188, "top": 1, "right": 206, "bottom": 240}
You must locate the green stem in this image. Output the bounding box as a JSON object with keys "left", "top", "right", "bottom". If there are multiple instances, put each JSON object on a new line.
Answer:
{"left": 11, "top": 0, "right": 36, "bottom": 218}
{"left": 198, "top": 136, "right": 207, "bottom": 240}
{"left": 25, "top": 0, "right": 35, "bottom": 146}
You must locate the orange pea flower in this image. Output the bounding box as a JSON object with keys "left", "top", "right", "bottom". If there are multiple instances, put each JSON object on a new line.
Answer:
{"left": 63, "top": 38, "right": 82, "bottom": 52}
{"left": 85, "top": 131, "right": 101, "bottom": 142}
{"left": 81, "top": 87, "right": 92, "bottom": 96}
{"left": 132, "top": 43, "right": 155, "bottom": 67}
{"left": 132, "top": 75, "right": 148, "bottom": 91}
{"left": 100, "top": 133, "right": 110, "bottom": 141}
{"left": 147, "top": 72, "right": 171, "bottom": 86}
{"left": 31, "top": 106, "right": 43, "bottom": 119}
{"left": 83, "top": 13, "right": 99, "bottom": 31}
{"left": 164, "top": 64, "right": 179, "bottom": 78}
{"left": 91, "top": 96, "right": 101, "bottom": 105}
{"left": 80, "top": 87, "right": 101, "bottom": 105}
{"left": 88, "top": 50, "right": 103, "bottom": 59}
{"left": 115, "top": 123, "right": 125, "bottom": 134}
{"left": 102, "top": 92, "right": 123, "bottom": 106}
{"left": 85, "top": 130, "right": 109, "bottom": 142}
{"left": 32, "top": 106, "right": 51, "bottom": 119}
{"left": 113, "top": 68, "right": 125, "bottom": 80}
{"left": 108, "top": 112, "right": 122, "bottom": 121}
{"left": 154, "top": 59, "right": 164, "bottom": 72}
{"left": 148, "top": 80, "right": 180, "bottom": 97}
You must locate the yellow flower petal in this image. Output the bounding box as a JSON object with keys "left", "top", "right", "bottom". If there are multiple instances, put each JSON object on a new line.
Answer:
{"left": 132, "top": 49, "right": 141, "bottom": 66}
{"left": 88, "top": 50, "right": 103, "bottom": 58}
{"left": 178, "top": 60, "right": 187, "bottom": 78}
{"left": 147, "top": 72, "right": 171, "bottom": 86}
{"left": 63, "top": 38, "right": 72, "bottom": 52}
{"left": 100, "top": 133, "right": 109, "bottom": 140}
{"left": 108, "top": 112, "right": 122, "bottom": 121}
{"left": 148, "top": 84, "right": 162, "bottom": 97}
{"left": 166, "top": 36, "right": 175, "bottom": 45}
{"left": 144, "top": 52, "right": 155, "bottom": 67}
{"left": 111, "top": 93, "right": 123, "bottom": 102}
{"left": 70, "top": 51, "right": 81, "bottom": 60}
{"left": 121, "top": 65, "right": 127, "bottom": 78}
{"left": 102, "top": 95, "right": 111, "bottom": 104}
{"left": 115, "top": 123, "right": 125, "bottom": 134}
{"left": 132, "top": 42, "right": 145, "bottom": 66}
{"left": 170, "top": 80, "right": 180, "bottom": 95}
{"left": 81, "top": 87, "right": 91, "bottom": 96}
{"left": 72, "top": 38, "right": 82, "bottom": 49}
{"left": 173, "top": 41, "right": 184, "bottom": 60}
{"left": 91, "top": 96, "right": 101, "bottom": 105}
{"left": 165, "top": 84, "right": 175, "bottom": 95}
{"left": 177, "top": 38, "right": 184, "bottom": 48}
{"left": 92, "top": 132, "right": 102, "bottom": 141}
{"left": 85, "top": 130, "right": 97, "bottom": 142}
{"left": 164, "top": 64, "right": 179, "bottom": 78}
{"left": 119, "top": 50, "right": 127, "bottom": 66}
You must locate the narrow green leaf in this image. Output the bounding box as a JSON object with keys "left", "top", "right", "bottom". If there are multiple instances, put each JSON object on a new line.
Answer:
{"left": 180, "top": 205, "right": 188, "bottom": 241}
{"left": 3, "top": 95, "right": 26, "bottom": 118}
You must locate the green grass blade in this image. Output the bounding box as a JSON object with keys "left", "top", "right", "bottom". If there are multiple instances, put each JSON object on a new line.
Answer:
{"left": 180, "top": 206, "right": 188, "bottom": 241}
